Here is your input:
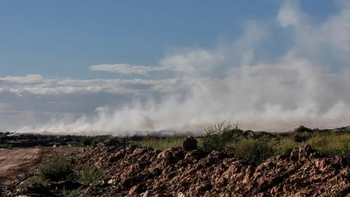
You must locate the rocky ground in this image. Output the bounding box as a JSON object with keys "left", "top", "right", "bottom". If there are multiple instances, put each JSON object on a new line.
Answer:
{"left": 2, "top": 136, "right": 350, "bottom": 197}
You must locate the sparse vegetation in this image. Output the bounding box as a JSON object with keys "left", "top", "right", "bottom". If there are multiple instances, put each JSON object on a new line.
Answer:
{"left": 38, "top": 157, "right": 105, "bottom": 184}
{"left": 201, "top": 121, "right": 245, "bottom": 152}
{"left": 131, "top": 123, "right": 350, "bottom": 164}
{"left": 78, "top": 166, "right": 104, "bottom": 185}
{"left": 270, "top": 136, "right": 298, "bottom": 156}
{"left": 38, "top": 158, "right": 75, "bottom": 181}
{"left": 4, "top": 124, "right": 350, "bottom": 196}
{"left": 226, "top": 138, "right": 275, "bottom": 164}
{"left": 307, "top": 132, "right": 350, "bottom": 157}
{"left": 134, "top": 135, "right": 187, "bottom": 151}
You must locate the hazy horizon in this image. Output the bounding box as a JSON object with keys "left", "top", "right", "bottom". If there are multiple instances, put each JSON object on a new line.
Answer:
{"left": 1, "top": 0, "right": 350, "bottom": 135}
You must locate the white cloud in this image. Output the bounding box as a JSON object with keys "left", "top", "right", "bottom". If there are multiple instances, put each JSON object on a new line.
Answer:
{"left": 90, "top": 51, "right": 225, "bottom": 76}
{"left": 0, "top": 74, "right": 47, "bottom": 86}
{"left": 277, "top": 0, "right": 350, "bottom": 67}
{"left": 322, "top": 6, "right": 350, "bottom": 52}
{"left": 277, "top": 1, "right": 303, "bottom": 28}
{"left": 160, "top": 49, "right": 225, "bottom": 73}
{"left": 90, "top": 64, "right": 166, "bottom": 75}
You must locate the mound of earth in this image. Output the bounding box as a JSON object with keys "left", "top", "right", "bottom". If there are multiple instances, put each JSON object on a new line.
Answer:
{"left": 76, "top": 143, "right": 350, "bottom": 196}
{"left": 5, "top": 138, "right": 350, "bottom": 197}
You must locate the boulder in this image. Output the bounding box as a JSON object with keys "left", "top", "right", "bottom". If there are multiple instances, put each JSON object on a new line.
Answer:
{"left": 183, "top": 136, "right": 198, "bottom": 151}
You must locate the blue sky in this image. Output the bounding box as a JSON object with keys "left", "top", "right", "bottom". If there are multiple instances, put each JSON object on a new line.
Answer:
{"left": 1, "top": 0, "right": 350, "bottom": 134}
{"left": 0, "top": 0, "right": 338, "bottom": 78}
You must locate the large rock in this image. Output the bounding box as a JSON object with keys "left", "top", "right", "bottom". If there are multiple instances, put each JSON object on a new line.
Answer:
{"left": 182, "top": 136, "right": 198, "bottom": 151}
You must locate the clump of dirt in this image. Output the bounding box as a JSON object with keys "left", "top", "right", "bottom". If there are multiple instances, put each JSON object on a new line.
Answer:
{"left": 5, "top": 138, "right": 350, "bottom": 197}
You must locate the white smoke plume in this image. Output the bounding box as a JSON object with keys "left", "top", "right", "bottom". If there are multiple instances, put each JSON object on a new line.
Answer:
{"left": 4, "top": 0, "right": 350, "bottom": 135}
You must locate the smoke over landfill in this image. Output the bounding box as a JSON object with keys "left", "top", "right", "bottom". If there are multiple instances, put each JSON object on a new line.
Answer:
{"left": 1, "top": 1, "right": 350, "bottom": 135}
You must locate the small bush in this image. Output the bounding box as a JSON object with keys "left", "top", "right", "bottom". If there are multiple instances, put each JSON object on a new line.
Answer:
{"left": 39, "top": 159, "right": 75, "bottom": 181}
{"left": 136, "top": 136, "right": 186, "bottom": 151}
{"left": 201, "top": 121, "right": 244, "bottom": 152}
{"left": 270, "top": 137, "right": 299, "bottom": 156}
{"left": 227, "top": 138, "right": 275, "bottom": 164}
{"left": 79, "top": 166, "right": 104, "bottom": 185}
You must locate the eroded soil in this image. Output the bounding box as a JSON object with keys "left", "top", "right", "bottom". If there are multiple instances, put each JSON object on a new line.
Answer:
{"left": 0, "top": 148, "right": 44, "bottom": 189}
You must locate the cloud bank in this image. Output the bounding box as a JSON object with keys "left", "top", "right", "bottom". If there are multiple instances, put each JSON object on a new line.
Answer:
{"left": 1, "top": 0, "right": 350, "bottom": 135}
{"left": 90, "top": 64, "right": 166, "bottom": 75}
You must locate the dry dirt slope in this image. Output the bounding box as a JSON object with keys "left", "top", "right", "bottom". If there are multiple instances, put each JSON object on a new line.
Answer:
{"left": 0, "top": 148, "right": 44, "bottom": 189}
{"left": 0, "top": 146, "right": 80, "bottom": 192}
{"left": 74, "top": 142, "right": 350, "bottom": 196}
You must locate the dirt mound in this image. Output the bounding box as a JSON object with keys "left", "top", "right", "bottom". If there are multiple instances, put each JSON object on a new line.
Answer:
{"left": 5, "top": 141, "right": 350, "bottom": 196}
{"left": 77, "top": 143, "right": 350, "bottom": 196}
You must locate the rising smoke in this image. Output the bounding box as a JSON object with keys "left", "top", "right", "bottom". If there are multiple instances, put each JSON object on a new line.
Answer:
{"left": 13, "top": 1, "right": 350, "bottom": 135}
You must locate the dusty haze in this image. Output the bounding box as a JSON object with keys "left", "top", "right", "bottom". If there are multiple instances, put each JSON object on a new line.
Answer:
{"left": 2, "top": 1, "right": 350, "bottom": 135}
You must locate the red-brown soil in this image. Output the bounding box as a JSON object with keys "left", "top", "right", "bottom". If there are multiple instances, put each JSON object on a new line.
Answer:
{"left": 3, "top": 135, "right": 350, "bottom": 196}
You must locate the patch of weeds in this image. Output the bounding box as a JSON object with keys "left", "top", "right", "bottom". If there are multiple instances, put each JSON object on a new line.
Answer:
{"left": 307, "top": 133, "right": 350, "bottom": 157}
{"left": 137, "top": 136, "right": 187, "bottom": 151}
{"left": 79, "top": 166, "right": 104, "bottom": 185}
{"left": 201, "top": 121, "right": 244, "bottom": 152}
{"left": 38, "top": 158, "right": 75, "bottom": 182}
{"left": 270, "top": 137, "right": 300, "bottom": 156}
{"left": 227, "top": 138, "right": 275, "bottom": 164}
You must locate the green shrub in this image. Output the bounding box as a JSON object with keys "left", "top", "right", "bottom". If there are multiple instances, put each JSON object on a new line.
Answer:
{"left": 39, "top": 159, "right": 75, "bottom": 181}
{"left": 227, "top": 138, "right": 275, "bottom": 164}
{"left": 79, "top": 166, "right": 104, "bottom": 185}
{"left": 307, "top": 133, "right": 350, "bottom": 157}
{"left": 137, "top": 136, "right": 186, "bottom": 151}
{"left": 201, "top": 121, "right": 244, "bottom": 152}
{"left": 270, "top": 137, "right": 299, "bottom": 156}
